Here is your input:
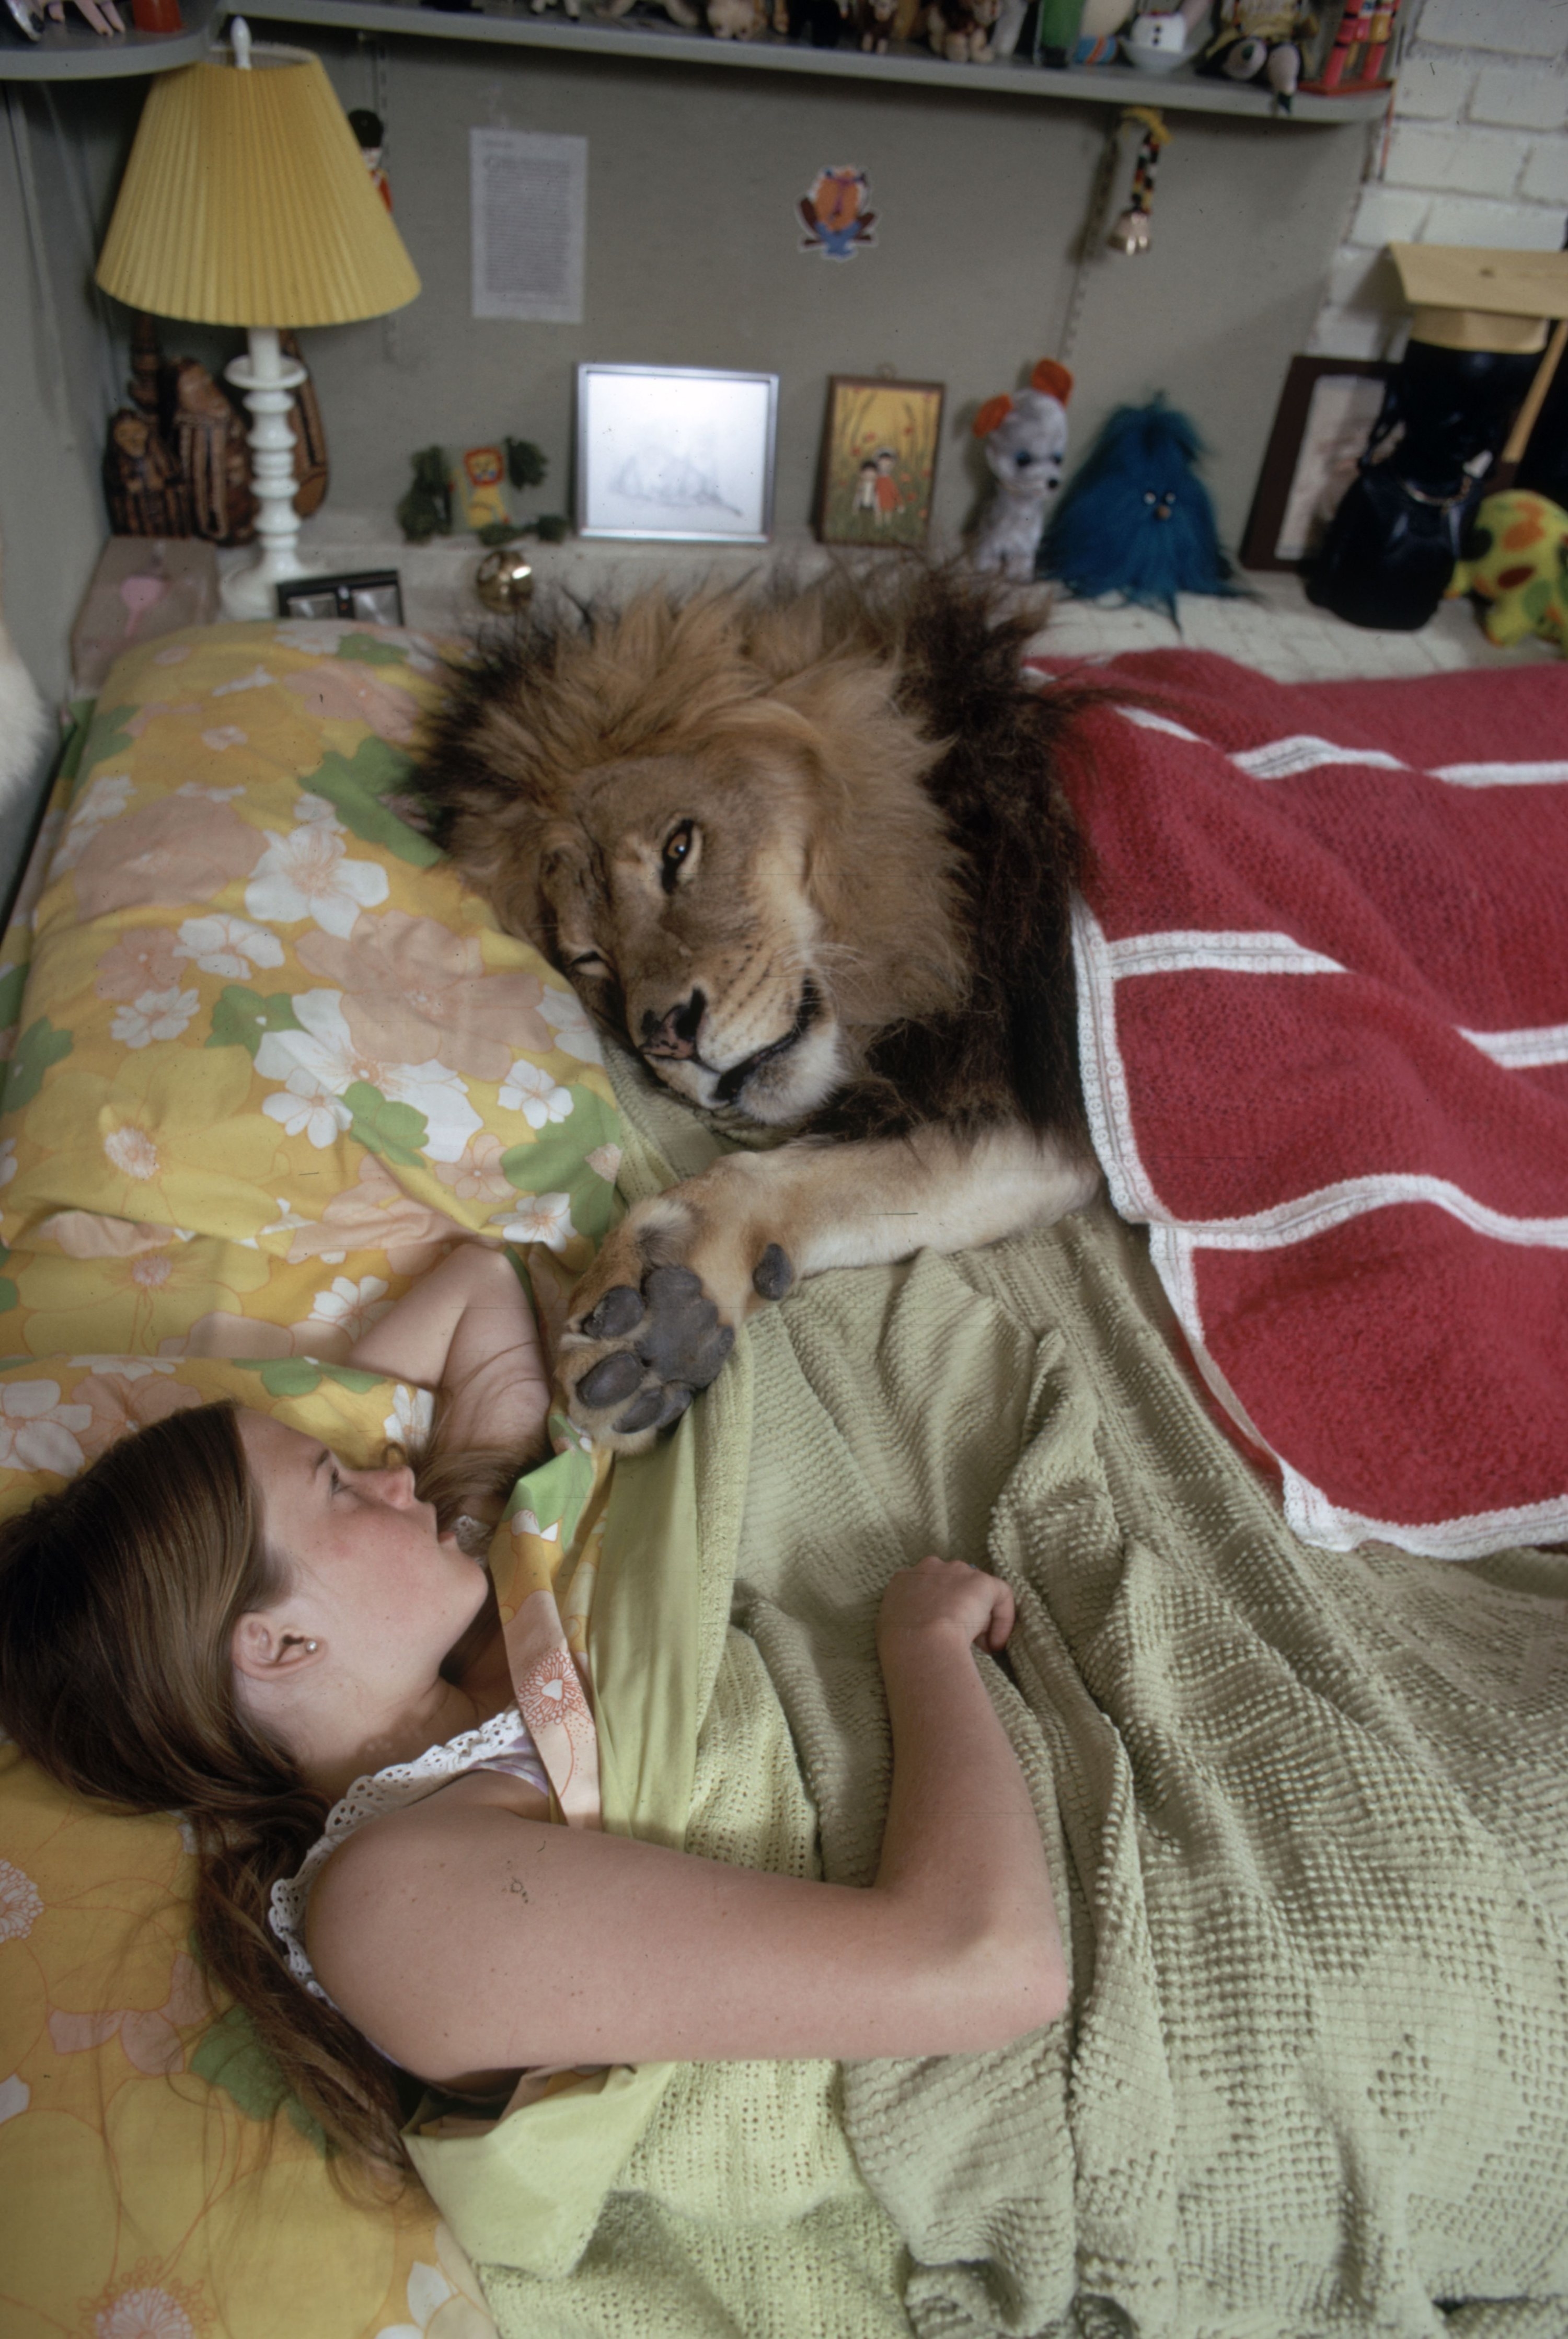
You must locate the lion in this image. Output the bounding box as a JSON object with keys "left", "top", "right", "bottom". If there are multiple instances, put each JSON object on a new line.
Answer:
{"left": 418, "top": 562, "right": 1102, "bottom": 1449}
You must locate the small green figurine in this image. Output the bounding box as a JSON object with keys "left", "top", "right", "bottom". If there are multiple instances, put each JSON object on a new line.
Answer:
{"left": 505, "top": 437, "right": 547, "bottom": 493}
{"left": 396, "top": 447, "right": 453, "bottom": 546}
{"left": 396, "top": 437, "right": 565, "bottom": 547}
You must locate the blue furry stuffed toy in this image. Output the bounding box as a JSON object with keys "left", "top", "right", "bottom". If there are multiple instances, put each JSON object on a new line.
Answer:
{"left": 1037, "top": 396, "right": 1237, "bottom": 620}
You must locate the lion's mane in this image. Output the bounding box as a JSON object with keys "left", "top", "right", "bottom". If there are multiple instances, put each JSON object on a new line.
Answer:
{"left": 418, "top": 561, "right": 1092, "bottom": 1147}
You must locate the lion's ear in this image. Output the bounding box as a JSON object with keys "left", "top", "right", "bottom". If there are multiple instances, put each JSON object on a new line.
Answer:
{"left": 1030, "top": 359, "right": 1073, "bottom": 406}
{"left": 973, "top": 394, "right": 1014, "bottom": 440}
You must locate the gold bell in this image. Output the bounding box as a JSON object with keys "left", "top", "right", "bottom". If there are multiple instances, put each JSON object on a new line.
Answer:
{"left": 474, "top": 547, "right": 536, "bottom": 615}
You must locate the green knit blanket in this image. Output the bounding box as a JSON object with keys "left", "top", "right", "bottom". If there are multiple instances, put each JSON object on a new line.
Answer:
{"left": 471, "top": 1057, "right": 1568, "bottom": 2339}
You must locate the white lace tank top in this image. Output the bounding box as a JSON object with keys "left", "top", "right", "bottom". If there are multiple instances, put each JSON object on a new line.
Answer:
{"left": 269, "top": 1705, "right": 550, "bottom": 2010}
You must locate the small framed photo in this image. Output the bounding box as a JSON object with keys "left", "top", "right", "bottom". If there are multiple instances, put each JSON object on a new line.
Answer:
{"left": 575, "top": 364, "right": 779, "bottom": 544}
{"left": 1240, "top": 356, "right": 1393, "bottom": 571}
{"left": 816, "top": 375, "right": 945, "bottom": 550}
{"left": 276, "top": 570, "right": 406, "bottom": 624}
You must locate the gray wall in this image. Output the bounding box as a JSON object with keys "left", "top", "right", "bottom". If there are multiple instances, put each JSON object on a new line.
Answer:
{"left": 0, "top": 32, "right": 1373, "bottom": 771}
{"left": 1, "top": 80, "right": 145, "bottom": 904}
{"left": 287, "top": 32, "right": 1371, "bottom": 547}
{"left": 1, "top": 81, "right": 136, "bottom": 701}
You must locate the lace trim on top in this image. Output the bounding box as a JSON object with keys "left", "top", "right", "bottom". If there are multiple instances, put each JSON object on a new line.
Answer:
{"left": 269, "top": 1704, "right": 549, "bottom": 2004}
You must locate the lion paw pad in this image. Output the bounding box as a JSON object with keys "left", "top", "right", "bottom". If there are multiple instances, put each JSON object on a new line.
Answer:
{"left": 752, "top": 1243, "right": 794, "bottom": 1301}
{"left": 564, "top": 1264, "right": 735, "bottom": 1446}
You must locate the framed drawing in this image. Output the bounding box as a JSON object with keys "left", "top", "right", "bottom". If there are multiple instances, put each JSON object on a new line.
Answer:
{"left": 816, "top": 375, "right": 945, "bottom": 550}
{"left": 575, "top": 364, "right": 779, "bottom": 544}
{"left": 1240, "top": 355, "right": 1393, "bottom": 571}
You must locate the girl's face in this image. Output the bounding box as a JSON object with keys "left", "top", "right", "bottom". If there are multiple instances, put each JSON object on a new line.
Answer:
{"left": 234, "top": 1411, "right": 488, "bottom": 1705}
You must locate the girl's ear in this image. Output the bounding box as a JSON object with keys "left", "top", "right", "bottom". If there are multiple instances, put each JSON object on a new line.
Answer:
{"left": 231, "top": 1611, "right": 318, "bottom": 1682}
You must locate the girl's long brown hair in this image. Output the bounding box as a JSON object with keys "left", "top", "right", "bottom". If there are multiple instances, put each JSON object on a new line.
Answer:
{"left": 0, "top": 1398, "right": 528, "bottom": 2184}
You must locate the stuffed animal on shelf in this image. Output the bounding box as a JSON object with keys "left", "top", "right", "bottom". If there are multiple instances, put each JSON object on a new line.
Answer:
{"left": 1445, "top": 490, "right": 1568, "bottom": 654}
{"left": 1197, "top": 0, "right": 1315, "bottom": 107}
{"left": 776, "top": 0, "right": 850, "bottom": 40}
{"left": 708, "top": 0, "right": 766, "bottom": 33}
{"left": 968, "top": 359, "right": 1073, "bottom": 583}
{"left": 1037, "top": 395, "right": 1237, "bottom": 620}
{"left": 927, "top": 0, "right": 1001, "bottom": 61}
{"left": 598, "top": 0, "right": 701, "bottom": 24}
{"left": 1073, "top": 0, "right": 1135, "bottom": 56}
{"left": 859, "top": 0, "right": 920, "bottom": 45}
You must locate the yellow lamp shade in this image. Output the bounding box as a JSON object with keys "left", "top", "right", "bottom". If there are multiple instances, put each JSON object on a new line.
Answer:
{"left": 95, "top": 42, "right": 420, "bottom": 329}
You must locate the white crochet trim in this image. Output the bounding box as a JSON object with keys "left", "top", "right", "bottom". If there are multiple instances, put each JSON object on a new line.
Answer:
{"left": 269, "top": 1704, "right": 536, "bottom": 2001}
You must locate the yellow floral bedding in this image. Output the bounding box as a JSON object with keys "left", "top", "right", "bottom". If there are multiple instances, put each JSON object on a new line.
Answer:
{"left": 0, "top": 619, "right": 618, "bottom": 2339}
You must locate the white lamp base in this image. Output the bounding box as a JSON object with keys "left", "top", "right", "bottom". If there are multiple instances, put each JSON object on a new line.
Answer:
{"left": 222, "top": 325, "right": 309, "bottom": 620}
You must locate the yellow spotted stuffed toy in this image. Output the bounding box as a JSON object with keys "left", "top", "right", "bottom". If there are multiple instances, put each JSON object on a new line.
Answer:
{"left": 1446, "top": 488, "right": 1568, "bottom": 652}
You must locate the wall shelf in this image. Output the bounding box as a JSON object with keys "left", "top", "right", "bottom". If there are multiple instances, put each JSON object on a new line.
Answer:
{"left": 253, "top": 1, "right": 1391, "bottom": 119}
{"left": 4, "top": 0, "right": 1394, "bottom": 116}
{"left": 0, "top": 0, "right": 217, "bottom": 75}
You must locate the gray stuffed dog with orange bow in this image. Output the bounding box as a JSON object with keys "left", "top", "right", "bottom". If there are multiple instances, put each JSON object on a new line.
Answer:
{"left": 969, "top": 359, "right": 1073, "bottom": 583}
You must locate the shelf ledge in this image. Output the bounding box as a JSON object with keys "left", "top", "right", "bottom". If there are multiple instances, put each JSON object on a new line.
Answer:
{"left": 253, "top": 1, "right": 1393, "bottom": 118}
{"left": 1, "top": 0, "right": 217, "bottom": 77}
{"left": 3, "top": 0, "right": 1391, "bottom": 114}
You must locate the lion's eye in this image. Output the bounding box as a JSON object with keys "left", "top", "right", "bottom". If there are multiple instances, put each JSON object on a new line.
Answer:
{"left": 567, "top": 950, "right": 608, "bottom": 978}
{"left": 660, "top": 821, "right": 699, "bottom": 892}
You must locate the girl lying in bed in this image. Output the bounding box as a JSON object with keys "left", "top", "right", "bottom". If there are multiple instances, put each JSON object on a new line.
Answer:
{"left": 0, "top": 1240, "right": 1067, "bottom": 2181}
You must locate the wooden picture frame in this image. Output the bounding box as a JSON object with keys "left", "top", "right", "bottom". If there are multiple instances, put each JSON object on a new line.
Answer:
{"left": 1240, "top": 355, "right": 1393, "bottom": 572}
{"left": 816, "top": 375, "right": 945, "bottom": 550}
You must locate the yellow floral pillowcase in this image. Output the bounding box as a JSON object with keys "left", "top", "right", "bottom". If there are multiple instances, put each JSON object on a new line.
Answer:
{"left": 0, "top": 1355, "right": 523, "bottom": 2339}
{"left": 0, "top": 618, "right": 625, "bottom": 2339}
{"left": 0, "top": 617, "right": 622, "bottom": 1369}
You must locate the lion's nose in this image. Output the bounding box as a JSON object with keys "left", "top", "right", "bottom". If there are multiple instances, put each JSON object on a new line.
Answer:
{"left": 641, "top": 987, "right": 706, "bottom": 1061}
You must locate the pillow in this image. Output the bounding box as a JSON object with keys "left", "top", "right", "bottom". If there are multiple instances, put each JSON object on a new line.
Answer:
{"left": 0, "top": 618, "right": 621, "bottom": 1368}
{"left": 0, "top": 617, "right": 624, "bottom": 2339}
{"left": 0, "top": 1359, "right": 445, "bottom": 2335}
{"left": 0, "top": 1347, "right": 607, "bottom": 2339}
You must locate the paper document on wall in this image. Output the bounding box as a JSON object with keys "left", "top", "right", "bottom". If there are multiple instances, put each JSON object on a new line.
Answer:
{"left": 470, "top": 129, "right": 587, "bottom": 325}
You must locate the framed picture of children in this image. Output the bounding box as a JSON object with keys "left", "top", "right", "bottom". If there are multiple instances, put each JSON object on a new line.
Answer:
{"left": 816, "top": 375, "right": 945, "bottom": 550}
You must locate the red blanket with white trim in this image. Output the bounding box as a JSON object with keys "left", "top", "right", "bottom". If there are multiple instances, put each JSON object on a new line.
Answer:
{"left": 1043, "top": 649, "right": 1568, "bottom": 1559}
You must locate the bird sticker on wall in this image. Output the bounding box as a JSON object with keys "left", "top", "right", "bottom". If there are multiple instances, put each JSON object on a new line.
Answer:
{"left": 799, "top": 167, "right": 878, "bottom": 261}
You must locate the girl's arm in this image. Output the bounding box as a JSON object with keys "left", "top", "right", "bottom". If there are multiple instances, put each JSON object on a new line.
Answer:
{"left": 306, "top": 1558, "right": 1068, "bottom": 2076}
{"left": 345, "top": 1242, "right": 550, "bottom": 1474}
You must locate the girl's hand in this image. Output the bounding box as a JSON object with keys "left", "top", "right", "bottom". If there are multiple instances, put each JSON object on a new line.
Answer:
{"left": 877, "top": 1555, "right": 1015, "bottom": 1659}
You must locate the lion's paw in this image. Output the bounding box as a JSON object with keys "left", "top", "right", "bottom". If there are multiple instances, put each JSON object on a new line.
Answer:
{"left": 560, "top": 1264, "right": 736, "bottom": 1450}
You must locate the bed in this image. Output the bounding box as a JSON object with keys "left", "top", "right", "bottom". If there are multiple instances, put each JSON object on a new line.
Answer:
{"left": 1, "top": 615, "right": 1565, "bottom": 2339}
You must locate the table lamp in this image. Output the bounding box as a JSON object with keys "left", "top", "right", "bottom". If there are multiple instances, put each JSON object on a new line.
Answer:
{"left": 94, "top": 18, "right": 420, "bottom": 617}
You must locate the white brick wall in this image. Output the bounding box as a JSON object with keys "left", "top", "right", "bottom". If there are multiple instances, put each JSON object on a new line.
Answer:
{"left": 1470, "top": 63, "right": 1568, "bottom": 131}
{"left": 1307, "top": 0, "right": 1568, "bottom": 362}
{"left": 1416, "top": 0, "right": 1568, "bottom": 61}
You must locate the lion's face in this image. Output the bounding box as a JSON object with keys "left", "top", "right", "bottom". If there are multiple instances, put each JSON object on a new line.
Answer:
{"left": 539, "top": 751, "right": 847, "bottom": 1126}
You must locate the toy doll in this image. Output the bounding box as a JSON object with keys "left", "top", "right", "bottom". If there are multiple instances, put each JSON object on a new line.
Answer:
{"left": 927, "top": 0, "right": 1000, "bottom": 60}
{"left": 1197, "top": 0, "right": 1315, "bottom": 107}
{"left": 708, "top": 0, "right": 767, "bottom": 33}
{"left": 1038, "top": 395, "right": 1236, "bottom": 619}
{"left": 969, "top": 359, "right": 1073, "bottom": 582}
{"left": 1446, "top": 490, "right": 1568, "bottom": 655}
